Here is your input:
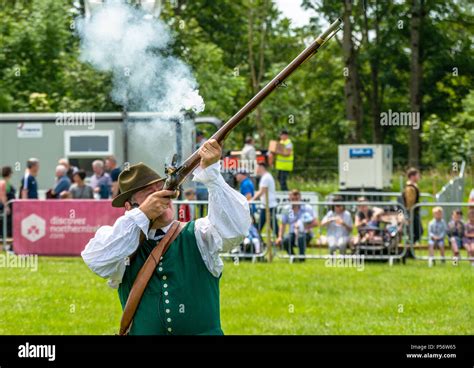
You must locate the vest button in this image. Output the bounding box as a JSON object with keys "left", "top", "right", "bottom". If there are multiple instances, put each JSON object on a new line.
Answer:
{"left": 165, "top": 309, "right": 170, "bottom": 314}
{"left": 165, "top": 299, "right": 170, "bottom": 304}
{"left": 163, "top": 283, "right": 168, "bottom": 288}
{"left": 167, "top": 318, "right": 172, "bottom": 323}
{"left": 167, "top": 327, "right": 172, "bottom": 332}
{"left": 162, "top": 276, "right": 167, "bottom": 280}
{"left": 164, "top": 291, "right": 168, "bottom": 296}
{"left": 158, "top": 267, "right": 163, "bottom": 272}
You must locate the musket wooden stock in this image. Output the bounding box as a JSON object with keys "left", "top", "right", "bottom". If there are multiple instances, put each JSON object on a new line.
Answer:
{"left": 163, "top": 18, "right": 342, "bottom": 192}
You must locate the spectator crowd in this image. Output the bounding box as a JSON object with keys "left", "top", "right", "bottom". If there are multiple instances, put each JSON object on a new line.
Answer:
{"left": 0, "top": 156, "right": 122, "bottom": 238}
{"left": 1, "top": 133, "right": 473, "bottom": 267}
{"left": 227, "top": 164, "right": 474, "bottom": 266}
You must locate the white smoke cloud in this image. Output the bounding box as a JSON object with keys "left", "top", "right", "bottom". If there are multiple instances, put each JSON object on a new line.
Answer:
{"left": 76, "top": 1, "right": 205, "bottom": 115}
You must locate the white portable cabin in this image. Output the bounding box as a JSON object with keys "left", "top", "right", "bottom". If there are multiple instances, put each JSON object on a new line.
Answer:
{"left": 338, "top": 144, "right": 393, "bottom": 190}
{"left": 0, "top": 112, "right": 221, "bottom": 196}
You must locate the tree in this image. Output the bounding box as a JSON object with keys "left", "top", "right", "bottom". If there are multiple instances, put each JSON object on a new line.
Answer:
{"left": 342, "top": 0, "right": 363, "bottom": 142}
{"left": 409, "top": 0, "right": 423, "bottom": 167}
{"left": 246, "top": 0, "right": 275, "bottom": 144}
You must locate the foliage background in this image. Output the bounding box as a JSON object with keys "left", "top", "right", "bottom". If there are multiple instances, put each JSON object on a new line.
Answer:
{"left": 0, "top": 0, "right": 472, "bottom": 178}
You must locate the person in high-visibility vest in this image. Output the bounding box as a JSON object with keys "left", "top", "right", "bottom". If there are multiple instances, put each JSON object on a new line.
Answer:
{"left": 274, "top": 130, "right": 294, "bottom": 191}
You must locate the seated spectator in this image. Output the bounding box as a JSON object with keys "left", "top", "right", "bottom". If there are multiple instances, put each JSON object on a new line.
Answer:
{"left": 428, "top": 207, "right": 447, "bottom": 264}
{"left": 321, "top": 196, "right": 353, "bottom": 255}
{"left": 353, "top": 197, "right": 374, "bottom": 246}
{"left": 69, "top": 170, "right": 94, "bottom": 199}
{"left": 448, "top": 209, "right": 464, "bottom": 260}
{"left": 242, "top": 223, "right": 262, "bottom": 254}
{"left": 277, "top": 189, "right": 318, "bottom": 258}
{"left": 463, "top": 209, "right": 474, "bottom": 266}
{"left": 49, "top": 165, "right": 71, "bottom": 199}
{"left": 90, "top": 160, "right": 112, "bottom": 199}
{"left": 0, "top": 166, "right": 15, "bottom": 238}
{"left": 360, "top": 208, "right": 384, "bottom": 245}
{"left": 178, "top": 188, "right": 196, "bottom": 222}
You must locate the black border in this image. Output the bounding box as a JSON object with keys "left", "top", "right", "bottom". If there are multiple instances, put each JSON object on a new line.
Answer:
{"left": 0, "top": 335, "right": 472, "bottom": 366}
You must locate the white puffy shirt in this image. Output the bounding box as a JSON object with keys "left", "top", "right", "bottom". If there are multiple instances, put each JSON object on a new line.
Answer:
{"left": 81, "top": 162, "right": 251, "bottom": 288}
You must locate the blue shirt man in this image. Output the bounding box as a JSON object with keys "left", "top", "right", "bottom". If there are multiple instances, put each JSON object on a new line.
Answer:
{"left": 235, "top": 171, "right": 255, "bottom": 214}
{"left": 20, "top": 158, "right": 40, "bottom": 199}
{"left": 279, "top": 189, "right": 318, "bottom": 257}
{"left": 53, "top": 175, "right": 71, "bottom": 199}
{"left": 51, "top": 165, "right": 71, "bottom": 199}
{"left": 21, "top": 175, "right": 38, "bottom": 199}
{"left": 240, "top": 177, "right": 254, "bottom": 197}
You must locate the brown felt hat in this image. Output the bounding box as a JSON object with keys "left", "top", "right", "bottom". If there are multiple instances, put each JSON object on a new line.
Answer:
{"left": 112, "top": 162, "right": 165, "bottom": 208}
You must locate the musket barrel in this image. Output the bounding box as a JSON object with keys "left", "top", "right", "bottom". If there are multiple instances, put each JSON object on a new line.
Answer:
{"left": 164, "top": 18, "right": 342, "bottom": 191}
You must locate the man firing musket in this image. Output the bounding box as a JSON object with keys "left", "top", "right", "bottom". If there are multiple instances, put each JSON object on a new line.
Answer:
{"left": 82, "top": 139, "right": 251, "bottom": 335}
{"left": 82, "top": 17, "right": 341, "bottom": 335}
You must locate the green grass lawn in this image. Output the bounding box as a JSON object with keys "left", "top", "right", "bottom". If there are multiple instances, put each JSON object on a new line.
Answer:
{"left": 0, "top": 251, "right": 472, "bottom": 335}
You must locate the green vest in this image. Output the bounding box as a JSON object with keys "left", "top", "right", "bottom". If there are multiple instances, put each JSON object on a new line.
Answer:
{"left": 275, "top": 138, "right": 294, "bottom": 171}
{"left": 118, "top": 221, "right": 223, "bottom": 335}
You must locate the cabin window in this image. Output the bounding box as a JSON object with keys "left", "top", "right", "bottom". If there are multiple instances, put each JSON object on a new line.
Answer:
{"left": 64, "top": 130, "right": 114, "bottom": 157}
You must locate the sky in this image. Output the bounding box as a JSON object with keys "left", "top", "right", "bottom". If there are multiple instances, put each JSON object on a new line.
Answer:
{"left": 274, "top": 0, "right": 316, "bottom": 28}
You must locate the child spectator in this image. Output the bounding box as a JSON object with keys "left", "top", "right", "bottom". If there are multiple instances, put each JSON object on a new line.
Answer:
{"left": 448, "top": 209, "right": 464, "bottom": 261}
{"left": 428, "top": 207, "right": 447, "bottom": 264}
{"left": 235, "top": 170, "right": 262, "bottom": 254}
{"left": 355, "top": 197, "right": 373, "bottom": 228}
{"left": 360, "top": 208, "right": 384, "bottom": 245}
{"left": 243, "top": 223, "right": 262, "bottom": 254}
{"left": 321, "top": 196, "right": 353, "bottom": 256}
{"left": 463, "top": 209, "right": 474, "bottom": 266}
{"left": 353, "top": 197, "right": 374, "bottom": 246}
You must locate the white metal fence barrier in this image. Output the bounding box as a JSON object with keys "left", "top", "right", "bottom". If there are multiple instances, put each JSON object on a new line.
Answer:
{"left": 275, "top": 200, "right": 409, "bottom": 263}
{"left": 3, "top": 198, "right": 472, "bottom": 267}
{"left": 409, "top": 202, "right": 474, "bottom": 265}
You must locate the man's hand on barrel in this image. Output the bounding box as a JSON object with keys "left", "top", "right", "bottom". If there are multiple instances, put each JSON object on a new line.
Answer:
{"left": 139, "top": 190, "right": 175, "bottom": 220}
{"left": 198, "top": 139, "right": 221, "bottom": 169}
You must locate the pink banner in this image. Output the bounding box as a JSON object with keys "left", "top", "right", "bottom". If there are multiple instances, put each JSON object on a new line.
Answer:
{"left": 13, "top": 200, "right": 124, "bottom": 256}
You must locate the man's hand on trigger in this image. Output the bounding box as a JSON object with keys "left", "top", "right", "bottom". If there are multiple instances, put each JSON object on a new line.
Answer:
{"left": 199, "top": 139, "right": 221, "bottom": 169}
{"left": 139, "top": 190, "right": 176, "bottom": 220}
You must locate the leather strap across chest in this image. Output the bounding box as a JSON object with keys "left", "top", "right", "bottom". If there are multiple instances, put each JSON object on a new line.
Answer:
{"left": 119, "top": 220, "right": 183, "bottom": 335}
